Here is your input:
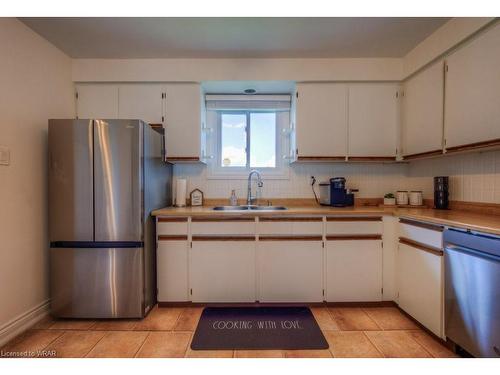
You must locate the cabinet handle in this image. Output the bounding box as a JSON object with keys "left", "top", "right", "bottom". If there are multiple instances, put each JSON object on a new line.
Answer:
{"left": 201, "top": 152, "right": 214, "bottom": 160}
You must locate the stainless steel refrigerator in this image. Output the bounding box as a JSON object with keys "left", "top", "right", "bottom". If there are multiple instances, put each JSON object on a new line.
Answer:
{"left": 48, "top": 119, "right": 172, "bottom": 318}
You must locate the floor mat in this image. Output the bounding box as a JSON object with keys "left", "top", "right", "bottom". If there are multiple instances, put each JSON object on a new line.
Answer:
{"left": 191, "top": 306, "right": 329, "bottom": 350}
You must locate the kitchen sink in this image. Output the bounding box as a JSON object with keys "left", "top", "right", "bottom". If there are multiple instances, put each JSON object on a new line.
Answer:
{"left": 212, "top": 205, "right": 250, "bottom": 211}
{"left": 249, "top": 206, "right": 287, "bottom": 211}
{"left": 212, "top": 205, "right": 287, "bottom": 211}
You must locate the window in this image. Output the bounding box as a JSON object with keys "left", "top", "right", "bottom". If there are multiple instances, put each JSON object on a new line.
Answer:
{"left": 219, "top": 111, "right": 277, "bottom": 169}
{"left": 205, "top": 95, "right": 291, "bottom": 179}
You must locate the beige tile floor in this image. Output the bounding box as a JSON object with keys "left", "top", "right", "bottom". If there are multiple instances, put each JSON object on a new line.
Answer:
{"left": 0, "top": 306, "right": 457, "bottom": 358}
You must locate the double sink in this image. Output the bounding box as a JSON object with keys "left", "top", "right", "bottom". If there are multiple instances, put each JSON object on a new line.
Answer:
{"left": 213, "top": 205, "right": 287, "bottom": 211}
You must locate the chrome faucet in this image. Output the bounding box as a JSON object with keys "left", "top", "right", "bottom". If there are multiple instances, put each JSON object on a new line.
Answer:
{"left": 246, "top": 170, "right": 263, "bottom": 206}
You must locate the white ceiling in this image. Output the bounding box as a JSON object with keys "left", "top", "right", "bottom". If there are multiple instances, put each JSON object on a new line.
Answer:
{"left": 20, "top": 17, "right": 449, "bottom": 59}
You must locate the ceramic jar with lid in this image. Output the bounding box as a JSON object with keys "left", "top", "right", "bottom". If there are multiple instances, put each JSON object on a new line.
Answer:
{"left": 396, "top": 191, "right": 409, "bottom": 205}
{"left": 409, "top": 191, "right": 423, "bottom": 206}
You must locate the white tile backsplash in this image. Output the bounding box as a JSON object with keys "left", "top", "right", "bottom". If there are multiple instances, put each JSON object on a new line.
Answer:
{"left": 407, "top": 149, "right": 500, "bottom": 203}
{"left": 173, "top": 162, "right": 409, "bottom": 201}
{"left": 173, "top": 150, "right": 500, "bottom": 204}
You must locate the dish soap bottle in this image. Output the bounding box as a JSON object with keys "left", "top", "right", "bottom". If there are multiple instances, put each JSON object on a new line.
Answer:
{"left": 229, "top": 190, "right": 238, "bottom": 206}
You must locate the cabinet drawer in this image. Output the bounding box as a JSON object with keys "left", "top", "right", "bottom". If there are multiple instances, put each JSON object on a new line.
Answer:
{"left": 399, "top": 219, "right": 443, "bottom": 249}
{"left": 191, "top": 217, "right": 255, "bottom": 235}
{"left": 326, "top": 217, "right": 382, "bottom": 235}
{"left": 157, "top": 217, "right": 188, "bottom": 235}
{"left": 258, "top": 217, "right": 323, "bottom": 235}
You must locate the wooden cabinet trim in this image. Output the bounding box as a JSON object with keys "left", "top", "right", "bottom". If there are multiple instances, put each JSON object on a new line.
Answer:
{"left": 259, "top": 217, "right": 323, "bottom": 222}
{"left": 259, "top": 235, "right": 323, "bottom": 241}
{"left": 402, "top": 149, "right": 443, "bottom": 160}
{"left": 158, "top": 217, "right": 188, "bottom": 223}
{"left": 399, "top": 218, "right": 444, "bottom": 232}
{"left": 192, "top": 235, "right": 255, "bottom": 241}
{"left": 158, "top": 235, "right": 188, "bottom": 241}
{"left": 399, "top": 237, "right": 443, "bottom": 256}
{"left": 191, "top": 217, "right": 255, "bottom": 222}
{"left": 326, "top": 216, "right": 382, "bottom": 222}
{"left": 326, "top": 234, "right": 382, "bottom": 241}
{"left": 296, "top": 156, "right": 346, "bottom": 161}
{"left": 347, "top": 156, "right": 396, "bottom": 162}
{"left": 166, "top": 156, "right": 200, "bottom": 161}
{"left": 445, "top": 138, "right": 500, "bottom": 154}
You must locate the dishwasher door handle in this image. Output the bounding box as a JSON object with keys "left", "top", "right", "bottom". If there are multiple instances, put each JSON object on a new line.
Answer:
{"left": 445, "top": 244, "right": 500, "bottom": 262}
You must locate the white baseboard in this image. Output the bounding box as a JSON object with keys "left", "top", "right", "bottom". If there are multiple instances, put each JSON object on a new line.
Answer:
{"left": 0, "top": 300, "right": 51, "bottom": 347}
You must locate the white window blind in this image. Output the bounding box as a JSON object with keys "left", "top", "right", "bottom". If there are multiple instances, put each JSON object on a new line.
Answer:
{"left": 205, "top": 95, "right": 291, "bottom": 110}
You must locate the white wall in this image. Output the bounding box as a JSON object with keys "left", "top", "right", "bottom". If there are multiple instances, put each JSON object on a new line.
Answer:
{"left": 403, "top": 17, "right": 495, "bottom": 78}
{"left": 73, "top": 58, "right": 403, "bottom": 82}
{"left": 0, "top": 19, "right": 74, "bottom": 341}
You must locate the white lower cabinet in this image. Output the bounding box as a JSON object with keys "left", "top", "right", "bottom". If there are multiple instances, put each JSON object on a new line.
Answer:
{"left": 326, "top": 239, "right": 383, "bottom": 302}
{"left": 258, "top": 239, "right": 323, "bottom": 302}
{"left": 397, "top": 242, "right": 443, "bottom": 337}
{"left": 157, "top": 239, "right": 189, "bottom": 302}
{"left": 190, "top": 240, "right": 256, "bottom": 303}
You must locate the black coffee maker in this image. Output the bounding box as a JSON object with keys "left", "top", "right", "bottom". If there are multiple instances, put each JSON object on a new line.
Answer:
{"left": 434, "top": 176, "right": 449, "bottom": 209}
{"left": 330, "top": 177, "right": 355, "bottom": 207}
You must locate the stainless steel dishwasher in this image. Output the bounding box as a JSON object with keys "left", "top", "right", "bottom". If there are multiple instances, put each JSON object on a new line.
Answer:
{"left": 444, "top": 228, "right": 500, "bottom": 357}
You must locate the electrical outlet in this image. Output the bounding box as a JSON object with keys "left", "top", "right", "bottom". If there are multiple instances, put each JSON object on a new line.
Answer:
{"left": 0, "top": 146, "right": 10, "bottom": 166}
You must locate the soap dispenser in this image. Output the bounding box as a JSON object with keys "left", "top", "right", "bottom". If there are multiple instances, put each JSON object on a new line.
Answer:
{"left": 229, "top": 190, "right": 238, "bottom": 206}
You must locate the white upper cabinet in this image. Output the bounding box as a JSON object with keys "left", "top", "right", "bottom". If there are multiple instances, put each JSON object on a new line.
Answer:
{"left": 76, "top": 84, "right": 119, "bottom": 119}
{"left": 164, "top": 83, "right": 202, "bottom": 160}
{"left": 444, "top": 23, "right": 500, "bottom": 149}
{"left": 295, "top": 83, "right": 348, "bottom": 159}
{"left": 118, "top": 84, "right": 164, "bottom": 124}
{"left": 348, "top": 84, "right": 400, "bottom": 158}
{"left": 402, "top": 61, "right": 445, "bottom": 157}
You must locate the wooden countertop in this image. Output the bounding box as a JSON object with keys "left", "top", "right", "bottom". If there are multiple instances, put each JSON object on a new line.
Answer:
{"left": 152, "top": 205, "right": 500, "bottom": 236}
{"left": 395, "top": 207, "right": 500, "bottom": 236}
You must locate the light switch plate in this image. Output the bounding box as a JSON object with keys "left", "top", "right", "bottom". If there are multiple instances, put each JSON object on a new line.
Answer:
{"left": 0, "top": 146, "right": 10, "bottom": 166}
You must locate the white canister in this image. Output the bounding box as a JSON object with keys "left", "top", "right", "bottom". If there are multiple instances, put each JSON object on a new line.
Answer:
{"left": 396, "top": 191, "right": 409, "bottom": 205}
{"left": 409, "top": 191, "right": 423, "bottom": 206}
{"left": 175, "top": 179, "right": 187, "bottom": 207}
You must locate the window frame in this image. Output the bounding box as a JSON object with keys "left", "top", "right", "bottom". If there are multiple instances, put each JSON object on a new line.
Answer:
{"left": 207, "top": 109, "right": 290, "bottom": 180}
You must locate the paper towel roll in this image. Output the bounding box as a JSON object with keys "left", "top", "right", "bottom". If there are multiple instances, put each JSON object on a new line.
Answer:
{"left": 175, "top": 179, "right": 187, "bottom": 207}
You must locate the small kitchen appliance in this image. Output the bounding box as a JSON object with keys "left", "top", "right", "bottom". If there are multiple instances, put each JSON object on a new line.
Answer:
{"left": 319, "top": 177, "right": 355, "bottom": 207}
{"left": 434, "top": 176, "right": 449, "bottom": 209}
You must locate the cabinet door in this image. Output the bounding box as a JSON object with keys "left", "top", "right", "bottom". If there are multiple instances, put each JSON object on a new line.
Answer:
{"left": 445, "top": 24, "right": 500, "bottom": 148}
{"left": 402, "top": 61, "right": 444, "bottom": 156}
{"left": 397, "top": 243, "right": 443, "bottom": 337}
{"left": 76, "top": 84, "right": 119, "bottom": 119}
{"left": 326, "top": 239, "right": 382, "bottom": 302}
{"left": 157, "top": 239, "right": 189, "bottom": 302}
{"left": 258, "top": 240, "right": 323, "bottom": 302}
{"left": 295, "top": 83, "right": 348, "bottom": 158}
{"left": 119, "top": 84, "right": 164, "bottom": 124}
{"left": 348, "top": 84, "right": 399, "bottom": 158}
{"left": 164, "top": 83, "right": 201, "bottom": 159}
{"left": 190, "top": 240, "right": 255, "bottom": 302}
